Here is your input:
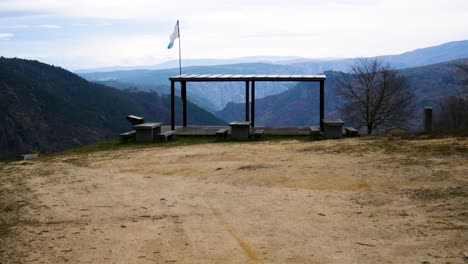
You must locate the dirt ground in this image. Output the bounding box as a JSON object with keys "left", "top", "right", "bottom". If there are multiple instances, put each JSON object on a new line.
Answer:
{"left": 1, "top": 137, "right": 467, "bottom": 263}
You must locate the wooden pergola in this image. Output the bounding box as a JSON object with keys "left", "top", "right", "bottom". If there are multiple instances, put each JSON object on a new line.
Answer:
{"left": 169, "top": 74, "right": 327, "bottom": 131}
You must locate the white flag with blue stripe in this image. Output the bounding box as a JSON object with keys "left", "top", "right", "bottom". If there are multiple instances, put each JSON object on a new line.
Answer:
{"left": 167, "top": 20, "right": 179, "bottom": 49}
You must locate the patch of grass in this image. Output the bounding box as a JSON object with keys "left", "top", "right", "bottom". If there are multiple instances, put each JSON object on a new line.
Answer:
{"left": 0, "top": 203, "right": 16, "bottom": 240}
{"left": 414, "top": 143, "right": 468, "bottom": 157}
{"left": 42, "top": 135, "right": 317, "bottom": 157}
{"left": 0, "top": 158, "right": 17, "bottom": 164}
{"left": 300, "top": 137, "right": 403, "bottom": 154}
{"left": 261, "top": 135, "right": 316, "bottom": 142}
{"left": 64, "top": 137, "right": 217, "bottom": 154}
{"left": 62, "top": 157, "right": 88, "bottom": 166}
{"left": 0, "top": 222, "right": 11, "bottom": 237}
{"left": 413, "top": 128, "right": 468, "bottom": 139}
{"left": 408, "top": 187, "right": 468, "bottom": 200}
{"left": 2, "top": 205, "right": 15, "bottom": 213}
{"left": 300, "top": 135, "right": 467, "bottom": 162}
{"left": 368, "top": 140, "right": 403, "bottom": 153}
{"left": 238, "top": 164, "right": 275, "bottom": 170}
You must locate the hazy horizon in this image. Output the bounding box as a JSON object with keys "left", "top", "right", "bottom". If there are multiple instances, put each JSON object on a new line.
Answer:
{"left": 1, "top": 0, "right": 468, "bottom": 70}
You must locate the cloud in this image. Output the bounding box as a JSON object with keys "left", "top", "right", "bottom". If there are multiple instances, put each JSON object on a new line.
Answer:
{"left": 0, "top": 33, "right": 14, "bottom": 40}
{"left": 0, "top": 10, "right": 47, "bottom": 18}
{"left": 1, "top": 0, "right": 468, "bottom": 69}
{"left": 0, "top": 0, "right": 377, "bottom": 20}
{"left": 6, "top": 24, "right": 62, "bottom": 29}
{"left": 38, "top": 24, "right": 62, "bottom": 29}
{"left": 6, "top": 25, "right": 31, "bottom": 29}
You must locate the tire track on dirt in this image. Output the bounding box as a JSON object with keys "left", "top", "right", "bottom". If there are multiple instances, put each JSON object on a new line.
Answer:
{"left": 206, "top": 201, "right": 261, "bottom": 263}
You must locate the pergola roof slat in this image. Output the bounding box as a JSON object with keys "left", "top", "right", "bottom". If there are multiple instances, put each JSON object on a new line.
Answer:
{"left": 218, "top": 74, "right": 230, "bottom": 77}
{"left": 196, "top": 74, "right": 211, "bottom": 78}
{"left": 169, "top": 74, "right": 326, "bottom": 82}
{"left": 182, "top": 74, "right": 197, "bottom": 78}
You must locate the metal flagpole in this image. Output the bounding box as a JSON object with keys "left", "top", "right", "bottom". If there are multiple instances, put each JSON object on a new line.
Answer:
{"left": 178, "top": 20, "right": 181, "bottom": 75}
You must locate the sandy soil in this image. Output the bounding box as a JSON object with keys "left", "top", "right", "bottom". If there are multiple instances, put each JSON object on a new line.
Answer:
{"left": 1, "top": 137, "right": 467, "bottom": 263}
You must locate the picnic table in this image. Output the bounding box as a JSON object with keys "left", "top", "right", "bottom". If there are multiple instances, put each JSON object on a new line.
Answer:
{"left": 229, "top": 121, "right": 251, "bottom": 140}
{"left": 323, "top": 119, "right": 344, "bottom": 139}
{"left": 133, "top": 122, "right": 162, "bottom": 142}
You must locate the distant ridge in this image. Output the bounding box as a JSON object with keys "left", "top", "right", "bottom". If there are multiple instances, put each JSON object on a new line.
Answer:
{"left": 79, "top": 40, "right": 468, "bottom": 111}
{"left": 80, "top": 63, "right": 302, "bottom": 111}
{"left": 290, "top": 40, "right": 468, "bottom": 73}
{"left": 74, "top": 56, "right": 306, "bottom": 73}
{"left": 77, "top": 40, "right": 468, "bottom": 73}
{"left": 378, "top": 40, "right": 468, "bottom": 68}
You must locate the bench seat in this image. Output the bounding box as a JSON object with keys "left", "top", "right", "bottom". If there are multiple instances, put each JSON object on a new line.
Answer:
{"left": 120, "top": 130, "right": 136, "bottom": 141}
{"left": 310, "top": 126, "right": 321, "bottom": 139}
{"left": 253, "top": 129, "right": 264, "bottom": 140}
{"left": 158, "top": 131, "right": 176, "bottom": 142}
{"left": 216, "top": 128, "right": 229, "bottom": 141}
{"left": 345, "top": 127, "right": 359, "bottom": 137}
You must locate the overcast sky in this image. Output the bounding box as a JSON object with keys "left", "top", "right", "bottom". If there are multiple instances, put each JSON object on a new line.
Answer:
{"left": 0, "top": 0, "right": 467, "bottom": 70}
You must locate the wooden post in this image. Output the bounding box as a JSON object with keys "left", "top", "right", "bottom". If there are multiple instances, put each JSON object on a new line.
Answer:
{"left": 251, "top": 81, "right": 255, "bottom": 127}
{"left": 182, "top": 81, "right": 187, "bottom": 127}
{"left": 320, "top": 80, "right": 325, "bottom": 131}
{"left": 424, "top": 107, "right": 432, "bottom": 132}
{"left": 245, "top": 81, "right": 250, "bottom": 122}
{"left": 171, "top": 81, "right": 175, "bottom": 131}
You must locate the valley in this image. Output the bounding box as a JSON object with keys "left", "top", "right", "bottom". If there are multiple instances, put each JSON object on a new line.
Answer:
{"left": 79, "top": 41, "right": 468, "bottom": 121}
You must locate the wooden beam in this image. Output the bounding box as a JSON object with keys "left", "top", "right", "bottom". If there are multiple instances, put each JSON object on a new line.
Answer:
{"left": 182, "top": 81, "right": 187, "bottom": 127}
{"left": 251, "top": 81, "right": 255, "bottom": 127}
{"left": 245, "top": 81, "right": 250, "bottom": 121}
{"left": 171, "top": 81, "right": 175, "bottom": 130}
{"left": 320, "top": 80, "right": 325, "bottom": 131}
{"left": 169, "top": 74, "right": 326, "bottom": 82}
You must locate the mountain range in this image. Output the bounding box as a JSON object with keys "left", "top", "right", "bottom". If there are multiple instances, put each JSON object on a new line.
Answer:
{"left": 290, "top": 40, "right": 468, "bottom": 73}
{"left": 81, "top": 63, "right": 302, "bottom": 111}
{"left": 74, "top": 56, "right": 307, "bottom": 73}
{"left": 76, "top": 40, "right": 468, "bottom": 74}
{"left": 1, "top": 40, "right": 468, "bottom": 158}
{"left": 0, "top": 57, "right": 224, "bottom": 158}
{"left": 80, "top": 40, "right": 468, "bottom": 112}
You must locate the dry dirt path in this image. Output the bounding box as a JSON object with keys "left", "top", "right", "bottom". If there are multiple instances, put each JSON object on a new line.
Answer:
{"left": 1, "top": 138, "right": 467, "bottom": 263}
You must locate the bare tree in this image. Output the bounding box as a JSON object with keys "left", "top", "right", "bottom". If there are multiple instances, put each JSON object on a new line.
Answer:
{"left": 335, "top": 59, "right": 415, "bottom": 134}
{"left": 434, "top": 96, "right": 468, "bottom": 129}
{"left": 434, "top": 62, "right": 468, "bottom": 129}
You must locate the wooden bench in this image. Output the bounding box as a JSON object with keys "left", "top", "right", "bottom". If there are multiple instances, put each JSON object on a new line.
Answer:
{"left": 345, "top": 127, "right": 359, "bottom": 137}
{"left": 310, "top": 126, "right": 321, "bottom": 139}
{"left": 119, "top": 130, "right": 136, "bottom": 141}
{"left": 253, "top": 129, "right": 264, "bottom": 140}
{"left": 216, "top": 128, "right": 229, "bottom": 140}
{"left": 158, "top": 131, "right": 176, "bottom": 142}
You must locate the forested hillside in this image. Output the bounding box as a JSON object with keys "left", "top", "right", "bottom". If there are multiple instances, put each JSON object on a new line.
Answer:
{"left": 0, "top": 58, "right": 224, "bottom": 158}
